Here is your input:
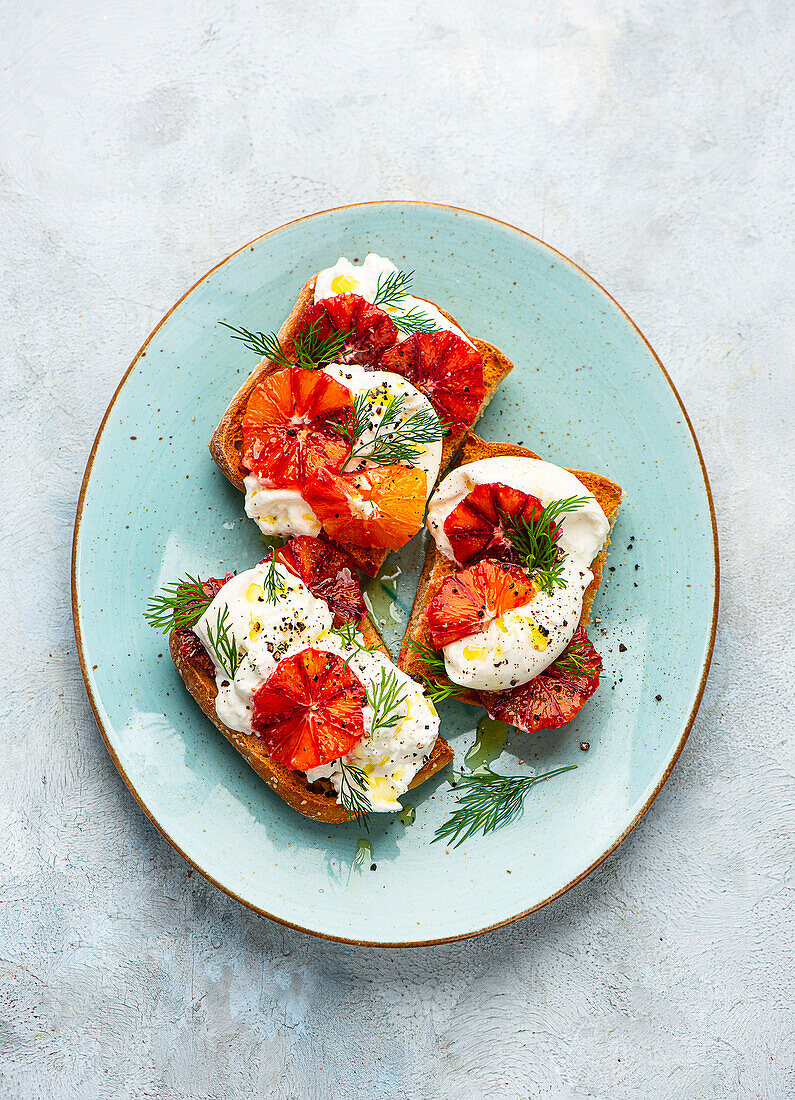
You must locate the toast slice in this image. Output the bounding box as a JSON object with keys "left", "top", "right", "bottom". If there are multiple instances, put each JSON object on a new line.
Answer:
{"left": 209, "top": 275, "right": 514, "bottom": 576}
{"left": 170, "top": 608, "right": 453, "bottom": 824}
{"left": 398, "top": 434, "right": 624, "bottom": 708}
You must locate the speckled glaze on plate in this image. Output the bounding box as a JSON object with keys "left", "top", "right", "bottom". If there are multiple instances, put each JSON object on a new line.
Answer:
{"left": 72, "top": 202, "right": 718, "bottom": 946}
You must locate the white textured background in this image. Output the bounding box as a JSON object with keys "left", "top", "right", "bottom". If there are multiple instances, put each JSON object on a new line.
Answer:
{"left": 1, "top": 1, "right": 793, "bottom": 1097}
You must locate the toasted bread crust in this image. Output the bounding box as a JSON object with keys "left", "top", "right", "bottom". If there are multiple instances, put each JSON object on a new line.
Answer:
{"left": 209, "top": 276, "right": 514, "bottom": 576}
{"left": 170, "top": 614, "right": 453, "bottom": 824}
{"left": 398, "top": 433, "right": 623, "bottom": 707}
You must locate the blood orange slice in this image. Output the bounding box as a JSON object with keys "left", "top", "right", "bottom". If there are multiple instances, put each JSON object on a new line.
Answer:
{"left": 303, "top": 465, "right": 426, "bottom": 550}
{"left": 479, "top": 626, "right": 602, "bottom": 733}
{"left": 443, "top": 482, "right": 545, "bottom": 565}
{"left": 426, "top": 560, "right": 535, "bottom": 649}
{"left": 301, "top": 294, "right": 399, "bottom": 368}
{"left": 275, "top": 536, "right": 366, "bottom": 625}
{"left": 251, "top": 648, "right": 366, "bottom": 770}
{"left": 241, "top": 365, "right": 352, "bottom": 488}
{"left": 380, "top": 330, "right": 485, "bottom": 431}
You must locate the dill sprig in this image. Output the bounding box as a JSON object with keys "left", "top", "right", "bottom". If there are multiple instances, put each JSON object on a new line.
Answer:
{"left": 433, "top": 765, "right": 578, "bottom": 847}
{"left": 329, "top": 620, "right": 377, "bottom": 653}
{"left": 403, "top": 639, "right": 459, "bottom": 704}
{"left": 404, "top": 638, "right": 446, "bottom": 675}
{"left": 422, "top": 679, "right": 461, "bottom": 705}
{"left": 205, "top": 606, "right": 243, "bottom": 679}
{"left": 355, "top": 395, "right": 445, "bottom": 465}
{"left": 219, "top": 318, "right": 347, "bottom": 370}
{"left": 261, "top": 550, "right": 288, "bottom": 603}
{"left": 328, "top": 388, "right": 370, "bottom": 443}
{"left": 338, "top": 762, "right": 372, "bottom": 831}
{"left": 295, "top": 318, "right": 348, "bottom": 368}
{"left": 366, "top": 667, "right": 408, "bottom": 739}
{"left": 373, "top": 269, "right": 414, "bottom": 309}
{"left": 330, "top": 621, "right": 379, "bottom": 671}
{"left": 329, "top": 389, "right": 447, "bottom": 467}
{"left": 144, "top": 575, "right": 213, "bottom": 633}
{"left": 500, "top": 495, "right": 591, "bottom": 596}
{"left": 219, "top": 322, "right": 291, "bottom": 365}
{"left": 329, "top": 620, "right": 361, "bottom": 648}
{"left": 552, "top": 646, "right": 598, "bottom": 678}
{"left": 392, "top": 306, "right": 437, "bottom": 336}
{"left": 372, "top": 269, "right": 437, "bottom": 335}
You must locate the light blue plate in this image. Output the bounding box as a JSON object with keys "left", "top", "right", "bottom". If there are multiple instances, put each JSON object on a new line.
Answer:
{"left": 72, "top": 203, "right": 718, "bottom": 945}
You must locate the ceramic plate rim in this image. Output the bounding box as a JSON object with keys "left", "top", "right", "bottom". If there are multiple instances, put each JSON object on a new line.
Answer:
{"left": 71, "top": 201, "right": 719, "bottom": 947}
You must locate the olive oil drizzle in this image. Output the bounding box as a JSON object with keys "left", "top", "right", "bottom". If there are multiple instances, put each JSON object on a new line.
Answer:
{"left": 464, "top": 716, "right": 509, "bottom": 772}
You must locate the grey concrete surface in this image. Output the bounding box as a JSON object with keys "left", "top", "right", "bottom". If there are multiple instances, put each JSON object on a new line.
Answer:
{"left": 1, "top": 1, "right": 792, "bottom": 1097}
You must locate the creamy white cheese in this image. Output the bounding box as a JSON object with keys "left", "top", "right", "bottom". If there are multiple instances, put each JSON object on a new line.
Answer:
{"left": 427, "top": 457, "right": 609, "bottom": 567}
{"left": 425, "top": 457, "right": 610, "bottom": 692}
{"left": 442, "top": 561, "right": 590, "bottom": 691}
{"left": 243, "top": 251, "right": 458, "bottom": 540}
{"left": 193, "top": 560, "right": 333, "bottom": 732}
{"left": 193, "top": 564, "right": 439, "bottom": 813}
{"left": 243, "top": 361, "right": 443, "bottom": 536}
{"left": 314, "top": 252, "right": 473, "bottom": 346}
{"left": 322, "top": 363, "right": 442, "bottom": 496}
{"left": 305, "top": 633, "right": 439, "bottom": 812}
{"left": 243, "top": 476, "right": 321, "bottom": 537}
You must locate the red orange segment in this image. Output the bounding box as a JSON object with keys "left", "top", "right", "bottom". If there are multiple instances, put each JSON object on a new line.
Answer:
{"left": 303, "top": 465, "right": 426, "bottom": 550}
{"left": 274, "top": 536, "right": 366, "bottom": 625}
{"left": 444, "top": 482, "right": 545, "bottom": 565}
{"left": 251, "top": 648, "right": 367, "bottom": 770}
{"left": 241, "top": 365, "right": 353, "bottom": 488}
{"left": 380, "top": 330, "right": 485, "bottom": 431}
{"left": 426, "top": 560, "right": 535, "bottom": 649}
{"left": 301, "top": 294, "right": 399, "bottom": 367}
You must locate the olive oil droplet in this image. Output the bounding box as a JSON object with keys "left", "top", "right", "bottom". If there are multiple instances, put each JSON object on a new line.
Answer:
{"left": 352, "top": 838, "right": 373, "bottom": 874}
{"left": 465, "top": 717, "right": 509, "bottom": 771}
{"left": 363, "top": 563, "right": 405, "bottom": 648}
{"left": 398, "top": 804, "right": 416, "bottom": 826}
